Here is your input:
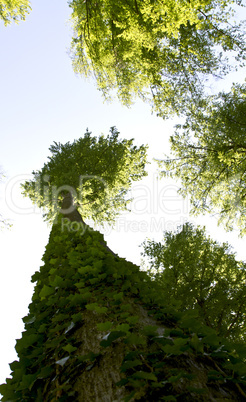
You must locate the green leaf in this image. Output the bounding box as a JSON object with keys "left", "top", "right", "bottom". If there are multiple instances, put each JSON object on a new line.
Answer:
{"left": 163, "top": 338, "right": 189, "bottom": 355}
{"left": 86, "top": 303, "right": 108, "bottom": 314}
{"left": 38, "top": 366, "right": 54, "bottom": 379}
{"left": 15, "top": 334, "right": 40, "bottom": 353}
{"left": 120, "top": 359, "right": 142, "bottom": 372}
{"left": 17, "top": 374, "right": 37, "bottom": 391}
{"left": 100, "top": 331, "right": 125, "bottom": 347}
{"left": 97, "top": 322, "right": 113, "bottom": 331}
{"left": 39, "top": 285, "right": 55, "bottom": 298}
{"left": 49, "top": 258, "right": 58, "bottom": 265}
{"left": 78, "top": 265, "right": 91, "bottom": 275}
{"left": 202, "top": 335, "right": 220, "bottom": 348}
{"left": 113, "top": 292, "right": 124, "bottom": 301}
{"left": 190, "top": 334, "right": 203, "bottom": 353}
{"left": 115, "top": 323, "right": 130, "bottom": 333}
{"left": 72, "top": 313, "right": 83, "bottom": 323}
{"left": 126, "top": 316, "right": 139, "bottom": 325}
{"left": 125, "top": 333, "right": 146, "bottom": 346}
{"left": 69, "top": 293, "right": 86, "bottom": 306}
{"left": 62, "top": 344, "right": 77, "bottom": 353}
{"left": 142, "top": 325, "right": 158, "bottom": 337}
{"left": 49, "top": 275, "right": 63, "bottom": 288}
{"left": 89, "top": 277, "right": 99, "bottom": 285}
{"left": 132, "top": 371, "right": 157, "bottom": 382}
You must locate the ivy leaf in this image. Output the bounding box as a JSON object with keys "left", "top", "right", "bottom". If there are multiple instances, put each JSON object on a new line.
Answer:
{"left": 38, "top": 366, "right": 54, "bottom": 379}
{"left": 49, "top": 275, "right": 63, "bottom": 288}
{"left": 39, "top": 285, "right": 55, "bottom": 299}
{"left": 126, "top": 316, "right": 139, "bottom": 325}
{"left": 78, "top": 265, "right": 91, "bottom": 275}
{"left": 132, "top": 371, "right": 157, "bottom": 382}
{"left": 49, "top": 258, "right": 58, "bottom": 265}
{"left": 96, "top": 322, "right": 113, "bottom": 331}
{"left": 115, "top": 323, "right": 130, "bottom": 333}
{"left": 163, "top": 338, "right": 189, "bottom": 355}
{"left": 15, "top": 334, "right": 40, "bottom": 353}
{"left": 121, "top": 359, "right": 142, "bottom": 372}
{"left": 142, "top": 325, "right": 158, "bottom": 337}
{"left": 223, "top": 362, "right": 246, "bottom": 376}
{"left": 62, "top": 344, "right": 77, "bottom": 353}
{"left": 113, "top": 292, "right": 124, "bottom": 301}
{"left": 202, "top": 334, "right": 220, "bottom": 348}
{"left": 15, "top": 374, "right": 37, "bottom": 391}
{"left": 68, "top": 293, "right": 87, "bottom": 306}
{"left": 86, "top": 303, "right": 108, "bottom": 314}
{"left": 190, "top": 334, "right": 203, "bottom": 353}
{"left": 125, "top": 333, "right": 146, "bottom": 346}
{"left": 72, "top": 313, "right": 83, "bottom": 323}
{"left": 100, "top": 331, "right": 125, "bottom": 347}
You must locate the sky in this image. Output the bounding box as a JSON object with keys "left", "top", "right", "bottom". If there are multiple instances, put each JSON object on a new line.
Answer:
{"left": 0, "top": 0, "right": 245, "bottom": 387}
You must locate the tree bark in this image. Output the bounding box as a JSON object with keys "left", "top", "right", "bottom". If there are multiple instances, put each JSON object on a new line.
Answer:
{"left": 61, "top": 192, "right": 85, "bottom": 223}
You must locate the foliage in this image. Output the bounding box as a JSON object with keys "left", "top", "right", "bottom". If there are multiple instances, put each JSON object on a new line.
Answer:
{"left": 141, "top": 222, "right": 246, "bottom": 342}
{"left": 69, "top": 0, "right": 245, "bottom": 117}
{"left": 0, "top": 219, "right": 246, "bottom": 400}
{"left": 0, "top": 0, "right": 31, "bottom": 25}
{"left": 158, "top": 83, "right": 246, "bottom": 234}
{"left": 21, "top": 127, "right": 148, "bottom": 224}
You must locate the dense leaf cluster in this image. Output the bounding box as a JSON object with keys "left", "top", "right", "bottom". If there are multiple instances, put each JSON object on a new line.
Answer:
{"left": 69, "top": 0, "right": 245, "bottom": 117}
{"left": 22, "top": 127, "right": 148, "bottom": 224}
{"left": 1, "top": 219, "right": 246, "bottom": 400}
{"left": 142, "top": 223, "right": 246, "bottom": 343}
{"left": 159, "top": 84, "right": 246, "bottom": 234}
{"left": 0, "top": 0, "right": 31, "bottom": 25}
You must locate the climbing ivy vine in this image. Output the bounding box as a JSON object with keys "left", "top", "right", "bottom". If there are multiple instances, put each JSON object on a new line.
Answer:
{"left": 0, "top": 219, "right": 246, "bottom": 400}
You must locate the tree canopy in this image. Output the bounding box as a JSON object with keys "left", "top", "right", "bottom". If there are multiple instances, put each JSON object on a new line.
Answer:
{"left": 142, "top": 223, "right": 246, "bottom": 342}
{"left": 21, "top": 127, "right": 148, "bottom": 225}
{"left": 0, "top": 0, "right": 31, "bottom": 25}
{"left": 158, "top": 83, "right": 246, "bottom": 234}
{"left": 69, "top": 0, "right": 245, "bottom": 117}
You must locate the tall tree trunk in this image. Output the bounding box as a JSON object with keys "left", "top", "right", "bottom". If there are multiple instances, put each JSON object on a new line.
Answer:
{"left": 60, "top": 192, "right": 84, "bottom": 223}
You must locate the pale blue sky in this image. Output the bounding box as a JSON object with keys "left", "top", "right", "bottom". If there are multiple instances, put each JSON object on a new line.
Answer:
{"left": 0, "top": 0, "right": 245, "bottom": 387}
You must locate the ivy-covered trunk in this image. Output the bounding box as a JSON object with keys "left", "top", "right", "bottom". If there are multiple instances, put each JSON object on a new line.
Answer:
{"left": 0, "top": 212, "right": 246, "bottom": 401}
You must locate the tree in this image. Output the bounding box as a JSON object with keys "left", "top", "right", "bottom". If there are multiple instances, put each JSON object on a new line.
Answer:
{"left": 69, "top": 0, "right": 245, "bottom": 117}
{"left": 142, "top": 222, "right": 246, "bottom": 342}
{"left": 21, "top": 127, "right": 148, "bottom": 225}
{"left": 1, "top": 137, "right": 246, "bottom": 401}
{"left": 1, "top": 217, "right": 246, "bottom": 401}
{"left": 158, "top": 83, "right": 246, "bottom": 234}
{"left": 0, "top": 0, "right": 31, "bottom": 25}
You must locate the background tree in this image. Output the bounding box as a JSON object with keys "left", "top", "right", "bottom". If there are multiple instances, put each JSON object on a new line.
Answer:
{"left": 0, "top": 0, "right": 31, "bottom": 25}
{"left": 22, "top": 127, "right": 148, "bottom": 225}
{"left": 158, "top": 83, "right": 246, "bottom": 234}
{"left": 69, "top": 0, "right": 245, "bottom": 117}
{"left": 142, "top": 222, "right": 246, "bottom": 342}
